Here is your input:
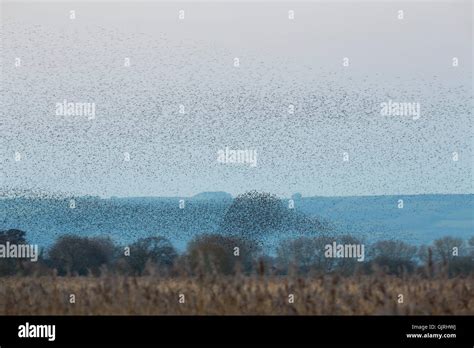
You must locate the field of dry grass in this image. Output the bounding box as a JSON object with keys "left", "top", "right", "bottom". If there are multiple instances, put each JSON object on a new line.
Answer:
{"left": 1, "top": 274, "right": 473, "bottom": 315}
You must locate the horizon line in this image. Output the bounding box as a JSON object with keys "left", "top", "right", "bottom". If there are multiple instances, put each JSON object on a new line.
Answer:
{"left": 1, "top": 191, "right": 473, "bottom": 200}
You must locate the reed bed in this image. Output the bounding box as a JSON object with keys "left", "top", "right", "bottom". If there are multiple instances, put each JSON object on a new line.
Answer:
{"left": 1, "top": 274, "right": 472, "bottom": 315}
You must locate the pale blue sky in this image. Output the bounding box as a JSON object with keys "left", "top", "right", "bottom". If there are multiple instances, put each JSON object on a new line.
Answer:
{"left": 1, "top": 1, "right": 472, "bottom": 197}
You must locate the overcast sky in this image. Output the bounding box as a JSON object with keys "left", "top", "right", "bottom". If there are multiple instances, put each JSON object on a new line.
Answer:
{"left": 1, "top": 1, "right": 472, "bottom": 197}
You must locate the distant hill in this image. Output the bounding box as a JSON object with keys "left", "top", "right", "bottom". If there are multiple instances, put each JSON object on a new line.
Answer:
{"left": 0, "top": 193, "right": 472, "bottom": 252}
{"left": 192, "top": 192, "right": 233, "bottom": 201}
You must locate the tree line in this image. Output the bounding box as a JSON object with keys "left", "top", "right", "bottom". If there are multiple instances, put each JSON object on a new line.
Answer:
{"left": 0, "top": 228, "right": 473, "bottom": 277}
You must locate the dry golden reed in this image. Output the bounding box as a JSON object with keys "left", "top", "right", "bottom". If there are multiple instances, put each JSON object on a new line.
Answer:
{"left": 0, "top": 274, "right": 473, "bottom": 315}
